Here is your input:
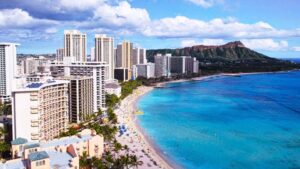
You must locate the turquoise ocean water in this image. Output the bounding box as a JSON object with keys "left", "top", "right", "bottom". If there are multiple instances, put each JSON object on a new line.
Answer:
{"left": 137, "top": 71, "right": 300, "bottom": 169}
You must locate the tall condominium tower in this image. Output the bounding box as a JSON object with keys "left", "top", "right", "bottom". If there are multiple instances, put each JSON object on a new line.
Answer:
{"left": 115, "top": 41, "right": 133, "bottom": 80}
{"left": 0, "top": 43, "right": 19, "bottom": 102}
{"left": 154, "top": 53, "right": 171, "bottom": 77}
{"left": 64, "top": 30, "right": 87, "bottom": 62}
{"left": 133, "top": 48, "right": 147, "bottom": 65}
{"left": 12, "top": 80, "right": 70, "bottom": 142}
{"left": 95, "top": 34, "right": 114, "bottom": 81}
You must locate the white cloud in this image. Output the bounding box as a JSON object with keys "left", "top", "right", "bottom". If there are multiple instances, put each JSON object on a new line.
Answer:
{"left": 0, "top": 8, "right": 57, "bottom": 29}
{"left": 292, "top": 47, "right": 300, "bottom": 52}
{"left": 142, "top": 16, "right": 300, "bottom": 39}
{"left": 187, "top": 0, "right": 214, "bottom": 8}
{"left": 181, "top": 39, "right": 225, "bottom": 47}
{"left": 58, "top": 0, "right": 106, "bottom": 11}
{"left": 241, "top": 39, "right": 289, "bottom": 51}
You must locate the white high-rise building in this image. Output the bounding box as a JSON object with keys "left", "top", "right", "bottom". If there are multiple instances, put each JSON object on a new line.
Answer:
{"left": 51, "top": 62, "right": 107, "bottom": 111}
{"left": 135, "top": 63, "right": 155, "bottom": 79}
{"left": 64, "top": 30, "right": 87, "bottom": 62}
{"left": 95, "top": 34, "right": 114, "bottom": 82}
{"left": 12, "top": 80, "right": 70, "bottom": 142}
{"left": 0, "top": 43, "right": 19, "bottom": 102}
{"left": 154, "top": 53, "right": 171, "bottom": 77}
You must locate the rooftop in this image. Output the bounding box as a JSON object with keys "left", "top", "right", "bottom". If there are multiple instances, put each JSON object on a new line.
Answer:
{"left": 0, "top": 159, "right": 26, "bottom": 169}
{"left": 47, "top": 151, "right": 73, "bottom": 169}
{"left": 40, "top": 134, "right": 92, "bottom": 148}
{"left": 11, "top": 137, "right": 28, "bottom": 145}
{"left": 105, "top": 83, "right": 120, "bottom": 89}
{"left": 28, "top": 151, "right": 49, "bottom": 161}
{"left": 24, "top": 143, "right": 40, "bottom": 149}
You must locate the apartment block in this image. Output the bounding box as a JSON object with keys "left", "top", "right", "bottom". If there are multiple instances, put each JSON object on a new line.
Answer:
{"left": 12, "top": 80, "right": 70, "bottom": 142}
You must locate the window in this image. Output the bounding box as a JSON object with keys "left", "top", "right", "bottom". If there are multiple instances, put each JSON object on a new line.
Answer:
{"left": 36, "top": 160, "right": 45, "bottom": 166}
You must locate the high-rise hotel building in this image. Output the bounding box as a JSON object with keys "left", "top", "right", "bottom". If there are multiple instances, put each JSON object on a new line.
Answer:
{"left": 154, "top": 53, "right": 171, "bottom": 77}
{"left": 95, "top": 34, "right": 115, "bottom": 82}
{"left": 64, "top": 30, "right": 87, "bottom": 62}
{"left": 0, "top": 43, "right": 19, "bottom": 102}
{"left": 58, "top": 76, "right": 94, "bottom": 123}
{"left": 12, "top": 80, "right": 70, "bottom": 142}
{"left": 50, "top": 62, "right": 107, "bottom": 111}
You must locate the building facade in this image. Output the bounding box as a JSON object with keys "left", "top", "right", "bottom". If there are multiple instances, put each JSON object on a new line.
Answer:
{"left": 95, "top": 34, "right": 115, "bottom": 82}
{"left": 170, "top": 56, "right": 187, "bottom": 75}
{"left": 64, "top": 30, "right": 87, "bottom": 62}
{"left": 50, "top": 62, "right": 107, "bottom": 111}
{"left": 136, "top": 63, "right": 155, "bottom": 79}
{"left": 12, "top": 80, "right": 70, "bottom": 142}
{"left": 56, "top": 48, "right": 64, "bottom": 62}
{"left": 154, "top": 53, "right": 171, "bottom": 77}
{"left": 115, "top": 41, "right": 133, "bottom": 81}
{"left": 68, "top": 76, "right": 94, "bottom": 123}
{"left": 0, "top": 43, "right": 19, "bottom": 102}
{"left": 132, "top": 48, "right": 147, "bottom": 65}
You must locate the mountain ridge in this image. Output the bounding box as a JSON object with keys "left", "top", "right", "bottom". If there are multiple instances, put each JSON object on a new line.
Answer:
{"left": 146, "top": 41, "right": 300, "bottom": 73}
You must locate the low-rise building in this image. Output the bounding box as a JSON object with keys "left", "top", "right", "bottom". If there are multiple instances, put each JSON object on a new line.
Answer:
{"left": 1, "top": 129, "right": 103, "bottom": 169}
{"left": 105, "top": 83, "right": 121, "bottom": 97}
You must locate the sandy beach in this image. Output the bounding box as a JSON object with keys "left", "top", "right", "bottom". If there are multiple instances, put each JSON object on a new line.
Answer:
{"left": 113, "top": 70, "right": 296, "bottom": 169}
{"left": 114, "top": 86, "right": 174, "bottom": 169}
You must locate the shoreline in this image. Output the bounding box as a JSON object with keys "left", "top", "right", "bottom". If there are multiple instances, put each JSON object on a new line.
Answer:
{"left": 114, "top": 69, "right": 300, "bottom": 169}
{"left": 115, "top": 86, "right": 175, "bottom": 169}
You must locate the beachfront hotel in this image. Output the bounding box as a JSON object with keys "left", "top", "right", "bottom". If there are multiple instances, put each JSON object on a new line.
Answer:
{"left": 0, "top": 129, "right": 104, "bottom": 169}
{"left": 154, "top": 53, "right": 171, "bottom": 77}
{"left": 12, "top": 80, "right": 70, "bottom": 142}
{"left": 59, "top": 76, "right": 94, "bottom": 123}
{"left": 0, "top": 43, "right": 19, "bottom": 103}
{"left": 50, "top": 61, "right": 107, "bottom": 111}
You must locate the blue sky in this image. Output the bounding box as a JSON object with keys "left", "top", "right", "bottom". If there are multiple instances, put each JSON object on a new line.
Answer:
{"left": 0, "top": 0, "right": 299, "bottom": 58}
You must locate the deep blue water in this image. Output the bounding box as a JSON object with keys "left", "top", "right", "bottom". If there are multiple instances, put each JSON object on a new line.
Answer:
{"left": 137, "top": 71, "right": 300, "bottom": 169}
